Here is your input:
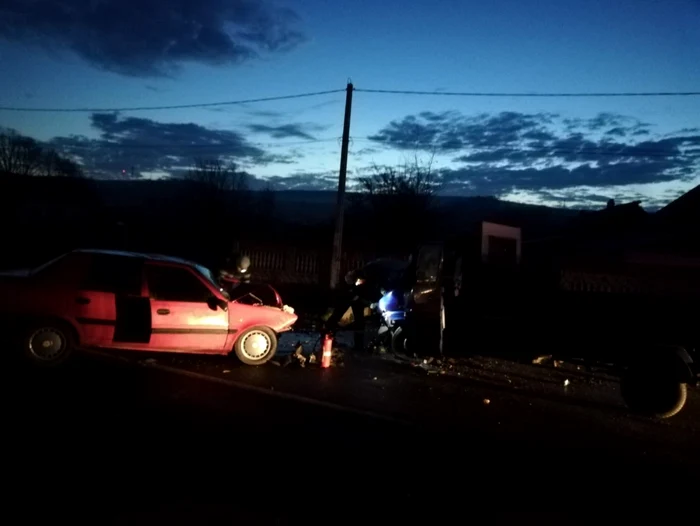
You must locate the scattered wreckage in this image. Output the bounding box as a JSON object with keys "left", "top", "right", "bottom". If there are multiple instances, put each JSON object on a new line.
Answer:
{"left": 368, "top": 222, "right": 699, "bottom": 419}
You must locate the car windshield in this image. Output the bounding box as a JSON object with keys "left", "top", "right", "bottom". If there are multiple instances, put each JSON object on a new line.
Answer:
{"left": 194, "top": 263, "right": 230, "bottom": 301}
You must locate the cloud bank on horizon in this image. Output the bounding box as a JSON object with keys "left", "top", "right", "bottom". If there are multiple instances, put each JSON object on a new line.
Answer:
{"left": 0, "top": 107, "right": 692, "bottom": 210}
{"left": 367, "top": 110, "right": 700, "bottom": 208}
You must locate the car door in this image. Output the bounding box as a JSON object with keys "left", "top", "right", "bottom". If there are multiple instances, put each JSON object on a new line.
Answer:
{"left": 74, "top": 253, "right": 149, "bottom": 347}
{"left": 144, "top": 262, "right": 229, "bottom": 352}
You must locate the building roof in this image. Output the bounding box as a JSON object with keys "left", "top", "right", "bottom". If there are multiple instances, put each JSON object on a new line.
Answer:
{"left": 657, "top": 184, "right": 700, "bottom": 223}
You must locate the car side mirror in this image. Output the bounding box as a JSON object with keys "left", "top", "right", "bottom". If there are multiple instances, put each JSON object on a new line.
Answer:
{"left": 207, "top": 296, "right": 228, "bottom": 312}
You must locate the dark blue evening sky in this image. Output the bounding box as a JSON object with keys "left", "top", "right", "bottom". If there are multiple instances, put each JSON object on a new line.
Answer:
{"left": 1, "top": 0, "right": 699, "bottom": 208}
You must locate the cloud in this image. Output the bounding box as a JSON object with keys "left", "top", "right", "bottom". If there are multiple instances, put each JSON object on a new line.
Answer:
{"left": 368, "top": 110, "right": 700, "bottom": 203}
{"left": 247, "top": 110, "right": 286, "bottom": 119}
{"left": 263, "top": 171, "right": 338, "bottom": 191}
{"left": 370, "top": 111, "right": 559, "bottom": 152}
{"left": 243, "top": 98, "right": 342, "bottom": 121}
{"left": 605, "top": 127, "right": 627, "bottom": 137}
{"left": 247, "top": 122, "right": 326, "bottom": 141}
{"left": 48, "top": 112, "right": 274, "bottom": 178}
{"left": 0, "top": 0, "right": 305, "bottom": 77}
{"left": 145, "top": 85, "right": 168, "bottom": 93}
{"left": 514, "top": 188, "right": 674, "bottom": 211}
{"left": 354, "top": 147, "right": 380, "bottom": 156}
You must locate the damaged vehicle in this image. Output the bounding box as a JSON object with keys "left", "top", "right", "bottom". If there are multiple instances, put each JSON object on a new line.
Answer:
{"left": 219, "top": 271, "right": 288, "bottom": 310}
{"left": 0, "top": 249, "right": 297, "bottom": 366}
{"left": 410, "top": 222, "right": 699, "bottom": 419}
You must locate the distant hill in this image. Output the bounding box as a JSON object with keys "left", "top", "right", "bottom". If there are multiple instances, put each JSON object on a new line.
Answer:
{"left": 0, "top": 174, "right": 594, "bottom": 268}
{"left": 1, "top": 175, "right": 582, "bottom": 249}
{"left": 58, "top": 179, "right": 582, "bottom": 239}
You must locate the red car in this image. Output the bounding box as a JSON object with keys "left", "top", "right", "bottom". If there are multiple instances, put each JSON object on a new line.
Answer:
{"left": 0, "top": 249, "right": 297, "bottom": 366}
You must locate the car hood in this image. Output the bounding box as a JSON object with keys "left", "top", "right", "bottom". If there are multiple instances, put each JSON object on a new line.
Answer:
{"left": 227, "top": 282, "right": 283, "bottom": 308}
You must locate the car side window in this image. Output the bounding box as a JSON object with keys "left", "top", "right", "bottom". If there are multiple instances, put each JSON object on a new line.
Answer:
{"left": 83, "top": 254, "right": 143, "bottom": 296}
{"left": 145, "top": 264, "right": 212, "bottom": 303}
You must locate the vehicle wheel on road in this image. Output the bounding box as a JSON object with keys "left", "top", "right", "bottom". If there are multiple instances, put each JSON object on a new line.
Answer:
{"left": 439, "top": 295, "right": 446, "bottom": 355}
{"left": 621, "top": 364, "right": 688, "bottom": 419}
{"left": 23, "top": 322, "right": 75, "bottom": 367}
{"left": 391, "top": 326, "right": 408, "bottom": 354}
{"left": 233, "top": 326, "right": 278, "bottom": 365}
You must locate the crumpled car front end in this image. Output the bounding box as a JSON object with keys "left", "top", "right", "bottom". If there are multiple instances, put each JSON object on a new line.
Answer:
{"left": 227, "top": 282, "right": 298, "bottom": 333}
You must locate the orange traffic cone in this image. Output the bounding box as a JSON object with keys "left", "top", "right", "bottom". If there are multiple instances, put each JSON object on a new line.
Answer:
{"left": 321, "top": 333, "right": 333, "bottom": 368}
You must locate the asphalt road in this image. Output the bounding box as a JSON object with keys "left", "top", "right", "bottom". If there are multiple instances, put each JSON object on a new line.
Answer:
{"left": 5, "top": 336, "right": 700, "bottom": 522}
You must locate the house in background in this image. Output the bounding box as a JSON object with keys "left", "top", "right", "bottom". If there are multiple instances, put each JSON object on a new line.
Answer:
{"left": 653, "top": 184, "right": 700, "bottom": 253}
{"left": 523, "top": 185, "right": 700, "bottom": 296}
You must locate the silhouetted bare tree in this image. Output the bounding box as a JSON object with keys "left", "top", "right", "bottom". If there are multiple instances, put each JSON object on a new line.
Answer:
{"left": 42, "top": 149, "right": 85, "bottom": 178}
{"left": 354, "top": 155, "right": 442, "bottom": 251}
{"left": 184, "top": 158, "right": 249, "bottom": 192}
{"left": 0, "top": 131, "right": 43, "bottom": 176}
{"left": 358, "top": 154, "right": 440, "bottom": 201}
{"left": 0, "top": 131, "right": 83, "bottom": 178}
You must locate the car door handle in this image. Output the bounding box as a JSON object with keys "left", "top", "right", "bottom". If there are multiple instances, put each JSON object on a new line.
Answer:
{"left": 75, "top": 297, "right": 91, "bottom": 305}
{"left": 156, "top": 308, "right": 170, "bottom": 315}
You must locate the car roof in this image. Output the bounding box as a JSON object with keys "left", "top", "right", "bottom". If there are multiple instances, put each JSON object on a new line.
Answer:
{"left": 72, "top": 249, "right": 203, "bottom": 268}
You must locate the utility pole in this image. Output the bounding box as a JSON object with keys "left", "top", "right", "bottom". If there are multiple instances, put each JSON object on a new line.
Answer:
{"left": 330, "top": 82, "right": 354, "bottom": 289}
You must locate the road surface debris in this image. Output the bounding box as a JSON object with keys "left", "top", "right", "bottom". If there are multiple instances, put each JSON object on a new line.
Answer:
{"left": 532, "top": 355, "right": 553, "bottom": 365}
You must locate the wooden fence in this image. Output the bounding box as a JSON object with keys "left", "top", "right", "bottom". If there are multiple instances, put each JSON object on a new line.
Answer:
{"left": 238, "top": 244, "right": 391, "bottom": 286}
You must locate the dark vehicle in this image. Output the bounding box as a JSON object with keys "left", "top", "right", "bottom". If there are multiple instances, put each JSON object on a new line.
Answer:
{"left": 406, "top": 223, "right": 698, "bottom": 418}
{"left": 326, "top": 257, "right": 410, "bottom": 349}
{"left": 0, "top": 249, "right": 297, "bottom": 367}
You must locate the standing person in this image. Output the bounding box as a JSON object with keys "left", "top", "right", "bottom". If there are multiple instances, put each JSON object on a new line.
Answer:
{"left": 220, "top": 254, "right": 252, "bottom": 284}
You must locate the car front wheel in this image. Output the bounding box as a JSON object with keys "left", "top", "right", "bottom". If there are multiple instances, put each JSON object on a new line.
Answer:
{"left": 621, "top": 362, "right": 688, "bottom": 419}
{"left": 233, "top": 326, "right": 278, "bottom": 365}
{"left": 23, "top": 323, "right": 75, "bottom": 367}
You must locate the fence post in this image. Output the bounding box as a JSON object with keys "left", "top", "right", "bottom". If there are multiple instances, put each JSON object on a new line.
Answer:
{"left": 284, "top": 247, "right": 297, "bottom": 283}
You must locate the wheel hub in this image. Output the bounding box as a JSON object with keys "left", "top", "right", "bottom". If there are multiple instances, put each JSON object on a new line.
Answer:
{"left": 29, "top": 329, "right": 65, "bottom": 360}
{"left": 242, "top": 331, "right": 270, "bottom": 360}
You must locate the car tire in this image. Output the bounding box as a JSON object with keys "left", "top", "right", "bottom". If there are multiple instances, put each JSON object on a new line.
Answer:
{"left": 621, "top": 363, "right": 688, "bottom": 419}
{"left": 439, "top": 295, "right": 446, "bottom": 355}
{"left": 23, "top": 321, "right": 75, "bottom": 367}
{"left": 391, "top": 326, "right": 408, "bottom": 354}
{"left": 233, "top": 326, "right": 278, "bottom": 365}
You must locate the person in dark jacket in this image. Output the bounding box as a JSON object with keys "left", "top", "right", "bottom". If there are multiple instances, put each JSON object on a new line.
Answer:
{"left": 220, "top": 254, "right": 252, "bottom": 284}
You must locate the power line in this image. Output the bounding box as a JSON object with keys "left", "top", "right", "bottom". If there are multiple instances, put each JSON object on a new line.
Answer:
{"left": 355, "top": 88, "right": 700, "bottom": 98}
{"left": 4, "top": 85, "right": 699, "bottom": 113}
{"left": 0, "top": 89, "right": 345, "bottom": 113}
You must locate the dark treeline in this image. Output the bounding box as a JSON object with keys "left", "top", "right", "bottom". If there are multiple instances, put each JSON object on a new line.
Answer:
{"left": 0, "top": 175, "right": 578, "bottom": 271}
{"left": 0, "top": 149, "right": 580, "bottom": 271}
